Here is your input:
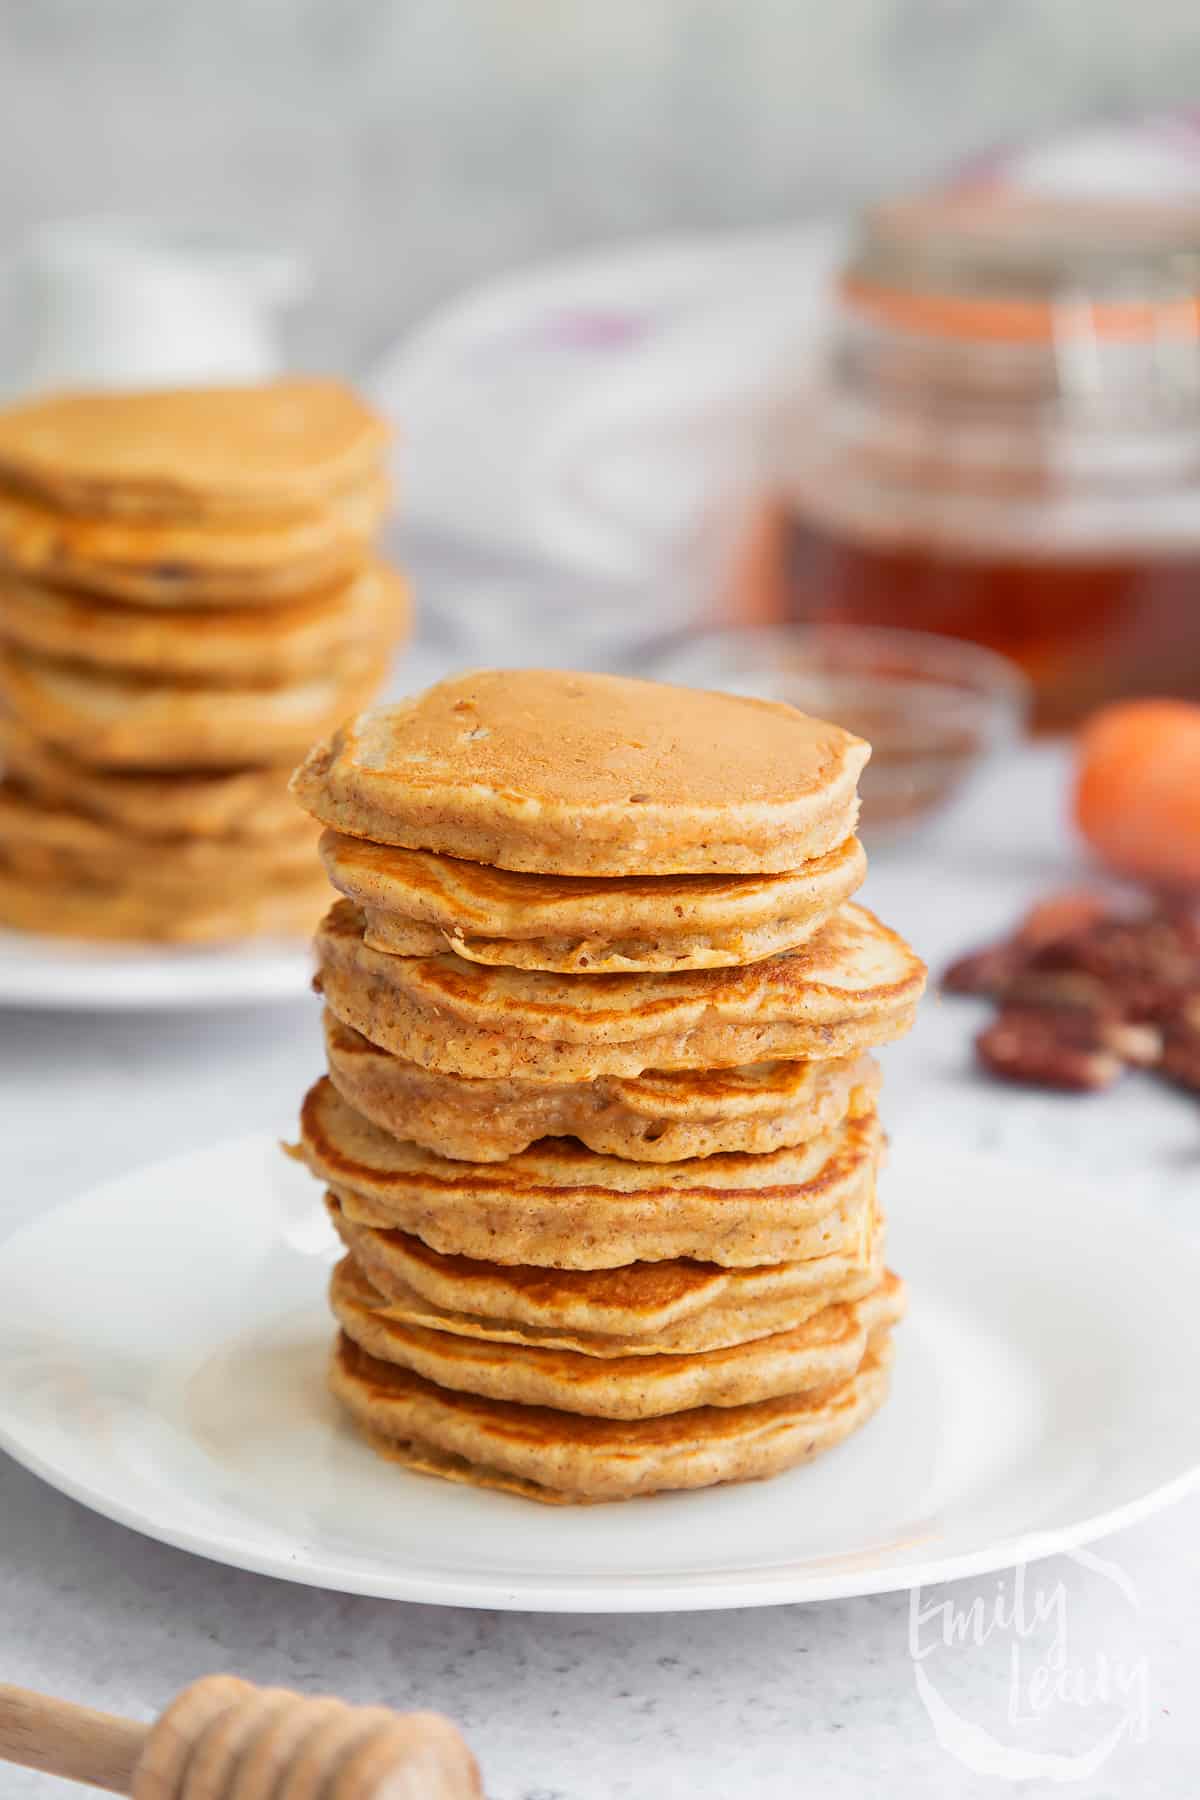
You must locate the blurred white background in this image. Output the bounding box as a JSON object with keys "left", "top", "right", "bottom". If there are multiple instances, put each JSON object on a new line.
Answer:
{"left": 3, "top": 0, "right": 1200, "bottom": 368}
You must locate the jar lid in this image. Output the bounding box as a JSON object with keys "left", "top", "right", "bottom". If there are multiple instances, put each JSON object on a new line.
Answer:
{"left": 843, "top": 191, "right": 1200, "bottom": 342}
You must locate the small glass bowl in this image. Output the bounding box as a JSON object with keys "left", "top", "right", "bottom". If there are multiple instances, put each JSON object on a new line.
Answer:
{"left": 647, "top": 624, "right": 1031, "bottom": 843}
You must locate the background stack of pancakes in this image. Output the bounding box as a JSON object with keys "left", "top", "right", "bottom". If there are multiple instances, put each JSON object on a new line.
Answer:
{"left": 291, "top": 669, "right": 926, "bottom": 1504}
{"left": 0, "top": 380, "right": 408, "bottom": 941}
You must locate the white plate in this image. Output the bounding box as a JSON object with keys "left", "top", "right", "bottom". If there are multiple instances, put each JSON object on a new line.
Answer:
{"left": 0, "top": 928, "right": 312, "bottom": 1010}
{"left": 1, "top": 1133, "right": 1197, "bottom": 1612}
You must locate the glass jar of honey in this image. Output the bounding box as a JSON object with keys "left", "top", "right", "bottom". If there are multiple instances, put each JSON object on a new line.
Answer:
{"left": 749, "top": 191, "right": 1200, "bottom": 728}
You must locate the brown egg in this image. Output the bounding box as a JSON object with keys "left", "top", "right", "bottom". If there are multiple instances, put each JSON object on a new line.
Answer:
{"left": 1074, "top": 699, "right": 1200, "bottom": 889}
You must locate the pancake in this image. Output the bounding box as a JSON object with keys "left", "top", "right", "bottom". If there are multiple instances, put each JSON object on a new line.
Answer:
{"left": 332, "top": 1173, "right": 873, "bottom": 1283}
{"left": 0, "top": 380, "right": 390, "bottom": 519}
{"left": 0, "top": 641, "right": 392, "bottom": 769}
{"left": 0, "top": 856, "right": 329, "bottom": 942}
{"left": 0, "top": 472, "right": 388, "bottom": 605}
{"left": 0, "top": 714, "right": 306, "bottom": 839}
{"left": 324, "top": 1010, "right": 878, "bottom": 1162}
{"left": 295, "top": 1075, "right": 883, "bottom": 1268}
{"left": 320, "top": 830, "right": 867, "bottom": 972}
{"left": 0, "top": 780, "right": 320, "bottom": 891}
{"left": 0, "top": 781, "right": 318, "bottom": 864}
{"left": 291, "top": 669, "right": 869, "bottom": 876}
{"left": 0, "top": 836, "right": 324, "bottom": 904}
{"left": 0, "top": 561, "right": 409, "bottom": 683}
{"left": 314, "top": 899, "right": 925, "bottom": 1080}
{"left": 331, "top": 1256, "right": 905, "bottom": 1419}
{"left": 328, "top": 1193, "right": 885, "bottom": 1354}
{"left": 329, "top": 1329, "right": 896, "bottom": 1502}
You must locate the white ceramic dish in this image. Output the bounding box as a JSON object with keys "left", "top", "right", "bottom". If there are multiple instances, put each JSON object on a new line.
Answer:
{"left": 0, "top": 929, "right": 312, "bottom": 1010}
{"left": 0, "top": 1132, "right": 1196, "bottom": 1612}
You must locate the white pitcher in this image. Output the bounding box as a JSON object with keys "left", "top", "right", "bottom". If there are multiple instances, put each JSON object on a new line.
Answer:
{"left": 2, "top": 216, "right": 306, "bottom": 396}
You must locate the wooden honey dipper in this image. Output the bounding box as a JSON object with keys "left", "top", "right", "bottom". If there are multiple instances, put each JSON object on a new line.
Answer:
{"left": 0, "top": 1676, "right": 481, "bottom": 1799}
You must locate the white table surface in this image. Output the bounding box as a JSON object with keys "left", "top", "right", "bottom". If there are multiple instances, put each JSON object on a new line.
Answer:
{"left": 2, "top": 741, "right": 1198, "bottom": 1798}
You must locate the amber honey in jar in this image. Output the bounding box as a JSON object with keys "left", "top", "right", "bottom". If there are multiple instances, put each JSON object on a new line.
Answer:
{"left": 753, "top": 191, "right": 1200, "bottom": 727}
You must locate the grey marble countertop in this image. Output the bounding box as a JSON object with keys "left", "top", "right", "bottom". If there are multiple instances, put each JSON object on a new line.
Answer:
{"left": 2, "top": 742, "right": 1198, "bottom": 1797}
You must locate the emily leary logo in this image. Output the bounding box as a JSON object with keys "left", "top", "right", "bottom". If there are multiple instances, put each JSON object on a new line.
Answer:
{"left": 908, "top": 1548, "right": 1149, "bottom": 1782}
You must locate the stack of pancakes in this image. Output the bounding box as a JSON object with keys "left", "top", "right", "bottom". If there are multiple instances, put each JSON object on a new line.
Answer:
{"left": 0, "top": 381, "right": 408, "bottom": 941}
{"left": 290, "top": 670, "right": 926, "bottom": 1503}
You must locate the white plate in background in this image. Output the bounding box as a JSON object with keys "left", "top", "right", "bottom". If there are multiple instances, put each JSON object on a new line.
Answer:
{"left": 0, "top": 1132, "right": 1196, "bottom": 1611}
{"left": 0, "top": 929, "right": 312, "bottom": 1010}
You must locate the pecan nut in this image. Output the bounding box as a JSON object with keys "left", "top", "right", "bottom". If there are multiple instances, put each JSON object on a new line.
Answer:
{"left": 942, "top": 941, "right": 1027, "bottom": 998}
{"left": 976, "top": 1006, "right": 1124, "bottom": 1092}
{"left": 948, "top": 895, "right": 1197, "bottom": 1099}
{"left": 1033, "top": 914, "right": 1200, "bottom": 1021}
{"left": 1159, "top": 998, "right": 1200, "bottom": 1094}
{"left": 1016, "top": 890, "right": 1113, "bottom": 951}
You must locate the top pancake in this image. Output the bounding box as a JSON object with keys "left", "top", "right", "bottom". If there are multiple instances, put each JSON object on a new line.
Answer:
{"left": 291, "top": 669, "right": 869, "bottom": 875}
{"left": 0, "top": 380, "right": 390, "bottom": 519}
